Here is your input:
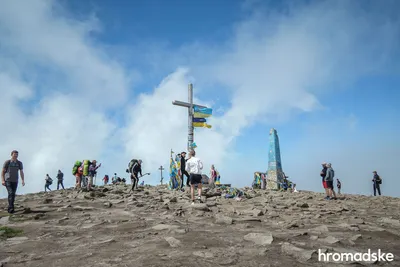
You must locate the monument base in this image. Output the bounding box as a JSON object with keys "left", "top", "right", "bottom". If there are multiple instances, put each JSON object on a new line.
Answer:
{"left": 267, "top": 170, "right": 283, "bottom": 190}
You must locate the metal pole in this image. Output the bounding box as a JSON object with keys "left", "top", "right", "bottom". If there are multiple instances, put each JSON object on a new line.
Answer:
{"left": 188, "top": 83, "right": 194, "bottom": 152}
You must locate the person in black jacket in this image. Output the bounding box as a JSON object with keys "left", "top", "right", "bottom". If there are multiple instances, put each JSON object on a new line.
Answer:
{"left": 180, "top": 152, "right": 190, "bottom": 188}
{"left": 131, "top": 160, "right": 143, "bottom": 190}
{"left": 56, "top": 170, "right": 64, "bottom": 190}
{"left": 320, "top": 162, "right": 329, "bottom": 198}
{"left": 372, "top": 171, "right": 382, "bottom": 196}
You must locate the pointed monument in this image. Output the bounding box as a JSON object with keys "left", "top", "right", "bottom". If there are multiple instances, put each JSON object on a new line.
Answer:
{"left": 266, "top": 128, "right": 284, "bottom": 190}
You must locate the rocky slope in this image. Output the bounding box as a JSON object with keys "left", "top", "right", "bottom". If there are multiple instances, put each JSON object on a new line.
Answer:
{"left": 1, "top": 185, "right": 399, "bottom": 267}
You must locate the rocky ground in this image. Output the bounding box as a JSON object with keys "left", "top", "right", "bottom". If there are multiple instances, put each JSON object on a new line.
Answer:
{"left": 0, "top": 185, "right": 399, "bottom": 267}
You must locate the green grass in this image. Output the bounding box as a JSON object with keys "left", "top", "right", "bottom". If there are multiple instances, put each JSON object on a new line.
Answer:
{"left": 0, "top": 226, "right": 24, "bottom": 239}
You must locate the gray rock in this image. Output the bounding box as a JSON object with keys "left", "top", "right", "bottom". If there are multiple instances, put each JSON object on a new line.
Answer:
{"left": 244, "top": 232, "right": 274, "bottom": 246}
{"left": 189, "top": 203, "right": 210, "bottom": 211}
{"left": 165, "top": 236, "right": 181, "bottom": 247}
{"left": 192, "top": 251, "right": 214, "bottom": 258}
{"left": 321, "top": 236, "right": 340, "bottom": 244}
{"left": 169, "top": 197, "right": 178, "bottom": 203}
{"left": 152, "top": 224, "right": 180, "bottom": 231}
{"left": 215, "top": 215, "right": 233, "bottom": 225}
{"left": 297, "top": 203, "right": 309, "bottom": 208}
{"left": 281, "top": 242, "right": 316, "bottom": 262}
{"left": 104, "top": 202, "right": 112, "bottom": 208}
{"left": 0, "top": 216, "right": 10, "bottom": 225}
{"left": 349, "top": 234, "right": 362, "bottom": 242}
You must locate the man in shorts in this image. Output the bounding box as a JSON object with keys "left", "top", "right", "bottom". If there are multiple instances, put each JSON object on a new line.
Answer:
{"left": 185, "top": 150, "right": 204, "bottom": 205}
{"left": 324, "top": 163, "right": 337, "bottom": 200}
{"left": 1, "top": 150, "right": 25, "bottom": 214}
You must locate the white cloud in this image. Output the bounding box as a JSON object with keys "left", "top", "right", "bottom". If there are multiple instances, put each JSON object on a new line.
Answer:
{"left": 0, "top": 0, "right": 129, "bottom": 196}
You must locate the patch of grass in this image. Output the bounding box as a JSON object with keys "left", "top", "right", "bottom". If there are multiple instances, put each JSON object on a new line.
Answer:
{"left": 0, "top": 226, "right": 23, "bottom": 239}
{"left": 0, "top": 211, "right": 9, "bottom": 217}
{"left": 9, "top": 215, "right": 30, "bottom": 222}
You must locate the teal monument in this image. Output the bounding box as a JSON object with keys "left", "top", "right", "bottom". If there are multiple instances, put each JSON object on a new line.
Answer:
{"left": 266, "top": 128, "right": 284, "bottom": 190}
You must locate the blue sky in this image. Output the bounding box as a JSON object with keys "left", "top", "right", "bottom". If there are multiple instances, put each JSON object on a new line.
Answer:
{"left": 0, "top": 0, "right": 399, "bottom": 198}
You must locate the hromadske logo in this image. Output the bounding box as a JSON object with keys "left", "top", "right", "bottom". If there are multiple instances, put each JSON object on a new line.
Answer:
{"left": 318, "top": 249, "right": 394, "bottom": 262}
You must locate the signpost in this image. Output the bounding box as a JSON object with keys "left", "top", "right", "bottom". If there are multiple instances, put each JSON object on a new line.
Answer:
{"left": 172, "top": 83, "right": 211, "bottom": 151}
{"left": 158, "top": 165, "right": 164, "bottom": 185}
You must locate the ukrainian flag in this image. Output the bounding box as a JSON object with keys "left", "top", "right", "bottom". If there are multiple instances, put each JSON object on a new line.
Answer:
{"left": 193, "top": 122, "right": 212, "bottom": 128}
{"left": 194, "top": 106, "right": 212, "bottom": 115}
{"left": 193, "top": 106, "right": 212, "bottom": 118}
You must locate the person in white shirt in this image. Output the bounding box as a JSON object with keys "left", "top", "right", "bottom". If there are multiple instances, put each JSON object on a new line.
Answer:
{"left": 185, "top": 150, "right": 204, "bottom": 204}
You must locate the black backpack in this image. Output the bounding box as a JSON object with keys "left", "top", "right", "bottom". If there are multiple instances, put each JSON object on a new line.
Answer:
{"left": 126, "top": 159, "right": 139, "bottom": 173}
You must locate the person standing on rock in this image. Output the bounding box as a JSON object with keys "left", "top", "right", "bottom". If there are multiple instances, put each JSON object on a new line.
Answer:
{"left": 372, "top": 171, "right": 382, "bottom": 196}
{"left": 185, "top": 150, "right": 204, "bottom": 205}
{"left": 130, "top": 159, "right": 143, "bottom": 190}
{"left": 209, "top": 164, "right": 217, "bottom": 189}
{"left": 324, "top": 163, "right": 337, "bottom": 200}
{"left": 56, "top": 170, "right": 64, "bottom": 190}
{"left": 75, "top": 166, "right": 83, "bottom": 189}
{"left": 180, "top": 152, "right": 190, "bottom": 189}
{"left": 336, "top": 179, "right": 341, "bottom": 195}
{"left": 45, "top": 174, "right": 53, "bottom": 192}
{"left": 1, "top": 150, "right": 25, "bottom": 214}
{"left": 320, "top": 162, "right": 329, "bottom": 198}
{"left": 87, "top": 160, "right": 101, "bottom": 190}
{"left": 103, "top": 175, "right": 109, "bottom": 185}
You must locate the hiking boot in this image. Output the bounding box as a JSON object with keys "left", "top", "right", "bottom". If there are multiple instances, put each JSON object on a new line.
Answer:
{"left": 324, "top": 196, "right": 331, "bottom": 200}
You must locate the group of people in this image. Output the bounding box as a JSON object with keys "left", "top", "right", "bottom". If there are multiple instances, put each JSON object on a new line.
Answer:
{"left": 320, "top": 162, "right": 338, "bottom": 200}
{"left": 320, "top": 162, "right": 383, "bottom": 199}
{"left": 1, "top": 149, "right": 387, "bottom": 214}
{"left": 44, "top": 170, "right": 65, "bottom": 192}
{"left": 73, "top": 160, "right": 102, "bottom": 190}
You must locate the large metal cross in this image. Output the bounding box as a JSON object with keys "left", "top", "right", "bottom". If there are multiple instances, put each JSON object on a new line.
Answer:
{"left": 172, "top": 83, "right": 207, "bottom": 152}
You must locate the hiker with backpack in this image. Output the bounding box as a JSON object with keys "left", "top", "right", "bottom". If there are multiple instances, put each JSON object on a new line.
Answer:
{"left": 372, "top": 171, "right": 382, "bottom": 196}
{"left": 56, "top": 170, "right": 64, "bottom": 190}
{"left": 127, "top": 159, "right": 143, "bottom": 191}
{"left": 1, "top": 150, "right": 25, "bottom": 214}
{"left": 45, "top": 174, "right": 53, "bottom": 192}
{"left": 72, "top": 160, "right": 83, "bottom": 189}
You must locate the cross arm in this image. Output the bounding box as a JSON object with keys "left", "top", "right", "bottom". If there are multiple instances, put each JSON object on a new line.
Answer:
{"left": 172, "top": 100, "right": 207, "bottom": 109}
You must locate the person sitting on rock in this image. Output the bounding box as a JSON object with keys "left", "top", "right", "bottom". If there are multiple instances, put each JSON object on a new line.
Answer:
{"left": 45, "top": 174, "right": 52, "bottom": 192}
